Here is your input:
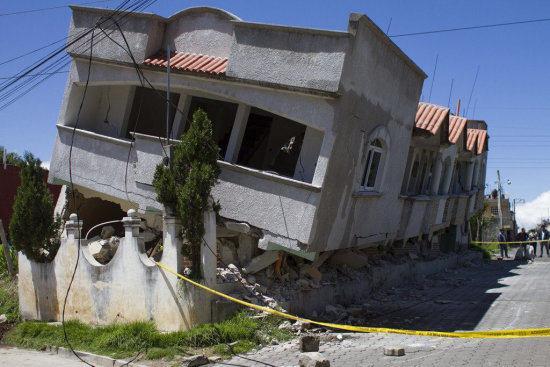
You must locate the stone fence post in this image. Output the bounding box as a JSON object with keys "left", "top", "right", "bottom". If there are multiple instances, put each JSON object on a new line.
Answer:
{"left": 123, "top": 209, "right": 141, "bottom": 238}
{"left": 65, "top": 213, "right": 83, "bottom": 241}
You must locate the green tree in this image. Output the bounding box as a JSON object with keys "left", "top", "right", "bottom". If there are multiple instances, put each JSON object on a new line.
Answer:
{"left": 0, "top": 145, "right": 23, "bottom": 165}
{"left": 153, "top": 109, "right": 220, "bottom": 279}
{"left": 9, "top": 153, "right": 61, "bottom": 262}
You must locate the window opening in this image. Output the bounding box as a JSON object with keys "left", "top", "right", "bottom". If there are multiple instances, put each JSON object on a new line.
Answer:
{"left": 126, "top": 87, "right": 180, "bottom": 138}
{"left": 490, "top": 206, "right": 498, "bottom": 216}
{"left": 237, "top": 108, "right": 306, "bottom": 178}
{"left": 185, "top": 96, "right": 238, "bottom": 158}
{"left": 361, "top": 139, "right": 383, "bottom": 190}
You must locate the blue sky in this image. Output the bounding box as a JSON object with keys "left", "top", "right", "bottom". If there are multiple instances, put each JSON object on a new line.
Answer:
{"left": 1, "top": 0, "right": 549, "bottom": 226}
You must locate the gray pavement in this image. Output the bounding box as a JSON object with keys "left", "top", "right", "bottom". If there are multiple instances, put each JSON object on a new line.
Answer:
{"left": 217, "top": 250, "right": 550, "bottom": 367}
{"left": 0, "top": 345, "right": 85, "bottom": 367}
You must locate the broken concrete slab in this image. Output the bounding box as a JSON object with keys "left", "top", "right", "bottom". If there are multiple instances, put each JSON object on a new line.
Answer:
{"left": 302, "top": 265, "right": 322, "bottom": 281}
{"left": 299, "top": 352, "right": 330, "bottom": 367}
{"left": 242, "top": 251, "right": 280, "bottom": 274}
{"left": 225, "top": 221, "right": 251, "bottom": 234}
{"left": 312, "top": 251, "right": 333, "bottom": 268}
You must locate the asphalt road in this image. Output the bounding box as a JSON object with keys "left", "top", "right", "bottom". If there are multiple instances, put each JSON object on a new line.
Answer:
{"left": 218, "top": 249, "right": 550, "bottom": 367}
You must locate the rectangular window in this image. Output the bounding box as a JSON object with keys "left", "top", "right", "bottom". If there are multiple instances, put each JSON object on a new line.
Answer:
{"left": 185, "top": 96, "right": 238, "bottom": 158}
{"left": 126, "top": 87, "right": 180, "bottom": 138}
{"left": 361, "top": 140, "right": 383, "bottom": 190}
{"left": 237, "top": 108, "right": 306, "bottom": 179}
{"left": 491, "top": 207, "right": 498, "bottom": 216}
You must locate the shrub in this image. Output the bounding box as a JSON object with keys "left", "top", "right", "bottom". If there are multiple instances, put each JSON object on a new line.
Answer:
{"left": 153, "top": 109, "right": 220, "bottom": 279}
{"left": 9, "top": 153, "right": 61, "bottom": 262}
{"left": 0, "top": 244, "right": 18, "bottom": 278}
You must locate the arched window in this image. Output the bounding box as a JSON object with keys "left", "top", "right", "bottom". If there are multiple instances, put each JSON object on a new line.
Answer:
{"left": 360, "top": 139, "right": 383, "bottom": 190}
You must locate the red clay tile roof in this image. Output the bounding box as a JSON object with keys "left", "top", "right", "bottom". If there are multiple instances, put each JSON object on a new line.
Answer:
{"left": 476, "top": 129, "right": 488, "bottom": 154}
{"left": 144, "top": 50, "right": 227, "bottom": 75}
{"left": 449, "top": 115, "right": 467, "bottom": 144}
{"left": 466, "top": 129, "right": 488, "bottom": 155}
{"left": 415, "top": 102, "right": 450, "bottom": 135}
{"left": 466, "top": 129, "right": 479, "bottom": 152}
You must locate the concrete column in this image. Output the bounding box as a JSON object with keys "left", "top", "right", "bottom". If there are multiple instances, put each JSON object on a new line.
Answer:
{"left": 293, "top": 126, "right": 323, "bottom": 183}
{"left": 122, "top": 209, "right": 140, "bottom": 238}
{"left": 403, "top": 148, "right": 418, "bottom": 194}
{"left": 471, "top": 161, "right": 481, "bottom": 189}
{"left": 65, "top": 213, "right": 83, "bottom": 241}
{"left": 441, "top": 161, "right": 454, "bottom": 195}
{"left": 170, "top": 95, "right": 191, "bottom": 141}
{"left": 464, "top": 161, "right": 475, "bottom": 192}
{"left": 224, "top": 104, "right": 251, "bottom": 162}
{"left": 201, "top": 204, "right": 217, "bottom": 288}
{"left": 430, "top": 154, "right": 443, "bottom": 195}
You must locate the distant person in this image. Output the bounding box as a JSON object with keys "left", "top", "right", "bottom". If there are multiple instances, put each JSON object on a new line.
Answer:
{"left": 517, "top": 227, "right": 528, "bottom": 252}
{"left": 498, "top": 229, "right": 509, "bottom": 258}
{"left": 539, "top": 225, "right": 550, "bottom": 257}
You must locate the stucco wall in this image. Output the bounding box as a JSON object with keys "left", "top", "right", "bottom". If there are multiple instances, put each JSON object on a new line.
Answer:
{"left": 307, "top": 14, "right": 425, "bottom": 251}
{"left": 19, "top": 211, "right": 217, "bottom": 331}
{"left": 227, "top": 23, "right": 349, "bottom": 92}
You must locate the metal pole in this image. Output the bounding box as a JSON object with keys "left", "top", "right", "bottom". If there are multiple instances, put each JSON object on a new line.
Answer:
{"left": 166, "top": 44, "right": 171, "bottom": 145}
{"left": 497, "top": 170, "right": 503, "bottom": 230}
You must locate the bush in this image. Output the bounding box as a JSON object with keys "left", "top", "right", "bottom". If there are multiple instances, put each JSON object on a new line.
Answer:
{"left": 153, "top": 109, "right": 220, "bottom": 279}
{"left": 9, "top": 153, "right": 61, "bottom": 262}
{"left": 0, "top": 244, "right": 18, "bottom": 278}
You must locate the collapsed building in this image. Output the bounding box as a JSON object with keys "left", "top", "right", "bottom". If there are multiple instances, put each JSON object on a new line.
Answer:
{"left": 19, "top": 6, "right": 489, "bottom": 329}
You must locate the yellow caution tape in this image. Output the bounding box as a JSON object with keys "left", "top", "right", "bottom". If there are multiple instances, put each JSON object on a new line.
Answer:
{"left": 155, "top": 261, "right": 550, "bottom": 338}
{"left": 472, "top": 239, "right": 550, "bottom": 245}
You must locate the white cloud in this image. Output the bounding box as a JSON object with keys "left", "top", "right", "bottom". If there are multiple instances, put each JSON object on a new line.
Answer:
{"left": 516, "top": 191, "right": 550, "bottom": 230}
{"left": 41, "top": 161, "right": 50, "bottom": 170}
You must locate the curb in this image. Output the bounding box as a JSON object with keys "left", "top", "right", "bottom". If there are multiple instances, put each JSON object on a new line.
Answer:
{"left": 46, "top": 346, "right": 149, "bottom": 367}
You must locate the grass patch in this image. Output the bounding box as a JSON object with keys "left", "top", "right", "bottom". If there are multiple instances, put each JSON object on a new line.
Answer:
{"left": 470, "top": 243, "right": 499, "bottom": 259}
{"left": 0, "top": 276, "right": 19, "bottom": 322}
{"left": 4, "top": 311, "right": 294, "bottom": 360}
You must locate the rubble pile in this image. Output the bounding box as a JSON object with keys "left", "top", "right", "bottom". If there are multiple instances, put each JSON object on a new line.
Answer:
{"left": 88, "top": 225, "right": 121, "bottom": 264}
{"left": 215, "top": 243, "right": 483, "bottom": 326}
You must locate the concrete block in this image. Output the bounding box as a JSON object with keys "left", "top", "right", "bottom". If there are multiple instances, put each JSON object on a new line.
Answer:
{"left": 225, "top": 221, "right": 251, "bottom": 234}
{"left": 384, "top": 346, "right": 405, "bottom": 356}
{"left": 299, "top": 352, "right": 330, "bottom": 367}
{"left": 237, "top": 234, "right": 256, "bottom": 265}
{"left": 242, "top": 250, "right": 280, "bottom": 274}
{"left": 219, "top": 238, "right": 239, "bottom": 267}
{"left": 300, "top": 335, "right": 320, "bottom": 352}
{"left": 329, "top": 250, "right": 368, "bottom": 269}
{"left": 180, "top": 354, "right": 209, "bottom": 367}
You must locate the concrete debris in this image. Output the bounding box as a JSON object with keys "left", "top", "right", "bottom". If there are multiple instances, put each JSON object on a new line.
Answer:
{"left": 225, "top": 221, "right": 251, "bottom": 234}
{"left": 100, "top": 225, "right": 115, "bottom": 239}
{"left": 300, "top": 335, "right": 320, "bottom": 352}
{"left": 179, "top": 354, "right": 210, "bottom": 367}
{"left": 302, "top": 265, "right": 322, "bottom": 281}
{"left": 0, "top": 314, "right": 7, "bottom": 324}
{"left": 88, "top": 236, "right": 120, "bottom": 264}
{"left": 329, "top": 250, "right": 368, "bottom": 269}
{"left": 299, "top": 352, "right": 330, "bottom": 367}
{"left": 384, "top": 346, "right": 405, "bottom": 356}
{"left": 243, "top": 251, "right": 280, "bottom": 274}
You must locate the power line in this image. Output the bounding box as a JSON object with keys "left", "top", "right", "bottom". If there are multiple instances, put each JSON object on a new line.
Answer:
{"left": 390, "top": 16, "right": 550, "bottom": 37}
{"left": 0, "top": 0, "right": 113, "bottom": 17}
{"left": 0, "top": 71, "right": 69, "bottom": 80}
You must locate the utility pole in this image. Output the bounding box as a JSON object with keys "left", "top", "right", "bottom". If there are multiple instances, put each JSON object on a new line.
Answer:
{"left": 497, "top": 170, "right": 503, "bottom": 230}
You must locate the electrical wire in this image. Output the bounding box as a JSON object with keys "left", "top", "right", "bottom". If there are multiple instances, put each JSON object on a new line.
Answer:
{"left": 0, "top": 0, "right": 113, "bottom": 17}
{"left": 390, "top": 16, "right": 550, "bottom": 38}
{"left": 60, "top": 2, "right": 158, "bottom": 366}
